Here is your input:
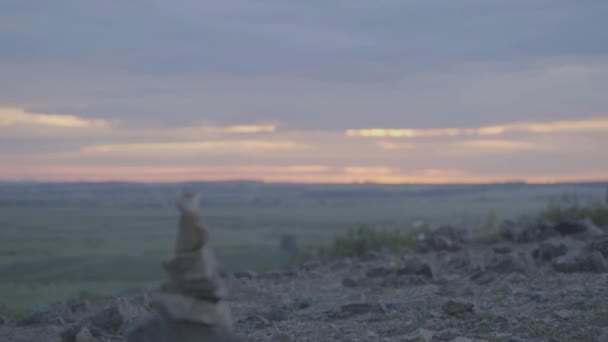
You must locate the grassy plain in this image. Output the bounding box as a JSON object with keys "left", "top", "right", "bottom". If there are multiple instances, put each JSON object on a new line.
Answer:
{"left": 0, "top": 181, "right": 605, "bottom": 316}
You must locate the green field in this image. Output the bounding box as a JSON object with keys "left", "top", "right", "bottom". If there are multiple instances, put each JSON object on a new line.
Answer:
{"left": 0, "top": 181, "right": 605, "bottom": 316}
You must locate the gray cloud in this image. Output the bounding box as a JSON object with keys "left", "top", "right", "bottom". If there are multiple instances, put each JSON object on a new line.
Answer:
{"left": 0, "top": 0, "right": 607, "bottom": 130}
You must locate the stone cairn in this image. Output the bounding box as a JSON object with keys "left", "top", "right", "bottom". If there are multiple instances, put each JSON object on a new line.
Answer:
{"left": 125, "top": 191, "right": 240, "bottom": 342}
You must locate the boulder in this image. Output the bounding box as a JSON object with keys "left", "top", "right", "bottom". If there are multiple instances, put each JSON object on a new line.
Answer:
{"left": 420, "top": 225, "right": 469, "bottom": 251}
{"left": 500, "top": 220, "right": 559, "bottom": 243}
{"left": 553, "top": 219, "right": 604, "bottom": 237}
{"left": 397, "top": 257, "right": 434, "bottom": 279}
{"left": 533, "top": 238, "right": 569, "bottom": 261}
{"left": 19, "top": 299, "right": 89, "bottom": 326}
{"left": 587, "top": 236, "right": 608, "bottom": 257}
{"left": 553, "top": 251, "right": 608, "bottom": 273}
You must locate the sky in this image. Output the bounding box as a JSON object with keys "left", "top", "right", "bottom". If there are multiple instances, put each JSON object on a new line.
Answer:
{"left": 1, "top": 0, "right": 608, "bottom": 183}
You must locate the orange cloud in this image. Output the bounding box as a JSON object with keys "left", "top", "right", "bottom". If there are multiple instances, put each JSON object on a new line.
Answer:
{"left": 0, "top": 108, "right": 109, "bottom": 128}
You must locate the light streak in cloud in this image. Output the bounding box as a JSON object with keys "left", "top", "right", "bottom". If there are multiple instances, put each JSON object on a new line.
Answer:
{"left": 346, "top": 117, "right": 608, "bottom": 139}
{"left": 453, "top": 139, "right": 539, "bottom": 151}
{"left": 183, "top": 123, "right": 279, "bottom": 136}
{"left": 0, "top": 108, "right": 109, "bottom": 128}
{"left": 376, "top": 142, "right": 416, "bottom": 150}
{"left": 80, "top": 140, "right": 307, "bottom": 155}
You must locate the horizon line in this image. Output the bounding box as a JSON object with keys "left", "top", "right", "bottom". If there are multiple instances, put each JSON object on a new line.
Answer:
{"left": 1, "top": 178, "right": 607, "bottom": 186}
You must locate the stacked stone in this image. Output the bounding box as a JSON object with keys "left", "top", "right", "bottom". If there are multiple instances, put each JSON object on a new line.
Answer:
{"left": 126, "top": 191, "right": 240, "bottom": 342}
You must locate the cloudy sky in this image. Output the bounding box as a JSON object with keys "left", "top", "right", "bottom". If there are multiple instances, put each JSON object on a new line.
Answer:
{"left": 1, "top": 0, "right": 607, "bottom": 183}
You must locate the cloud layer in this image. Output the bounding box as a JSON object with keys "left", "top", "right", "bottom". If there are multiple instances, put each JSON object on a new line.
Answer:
{"left": 1, "top": 1, "right": 607, "bottom": 182}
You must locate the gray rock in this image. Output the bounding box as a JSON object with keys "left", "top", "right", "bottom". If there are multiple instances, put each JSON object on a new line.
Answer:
{"left": 330, "top": 302, "right": 393, "bottom": 318}
{"left": 554, "top": 219, "right": 604, "bottom": 237}
{"left": 237, "top": 314, "right": 270, "bottom": 330}
{"left": 62, "top": 298, "right": 145, "bottom": 342}
{"left": 500, "top": 220, "right": 558, "bottom": 243}
{"left": 596, "top": 328, "right": 608, "bottom": 342}
{"left": 19, "top": 299, "right": 88, "bottom": 326}
{"left": 397, "top": 257, "right": 434, "bottom": 278}
{"left": 0, "top": 315, "right": 7, "bottom": 325}
{"left": 433, "top": 328, "right": 460, "bottom": 341}
{"left": 342, "top": 277, "right": 358, "bottom": 288}
{"left": 402, "top": 328, "right": 435, "bottom": 342}
{"left": 493, "top": 245, "right": 513, "bottom": 254}
{"left": 125, "top": 311, "right": 241, "bottom": 342}
{"left": 552, "top": 309, "right": 572, "bottom": 320}
{"left": 272, "top": 333, "right": 293, "bottom": 342}
{"left": 486, "top": 253, "right": 528, "bottom": 274}
{"left": 366, "top": 267, "right": 393, "bottom": 278}
{"left": 587, "top": 236, "right": 608, "bottom": 257}
{"left": 533, "top": 238, "right": 569, "bottom": 261}
{"left": 232, "top": 271, "right": 257, "bottom": 280}
{"left": 422, "top": 226, "right": 469, "bottom": 251}
{"left": 553, "top": 251, "right": 608, "bottom": 273}
{"left": 442, "top": 300, "right": 474, "bottom": 318}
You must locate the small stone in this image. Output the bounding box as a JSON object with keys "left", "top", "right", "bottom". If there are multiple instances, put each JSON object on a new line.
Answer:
{"left": 366, "top": 267, "right": 393, "bottom": 278}
{"left": 272, "top": 333, "right": 293, "bottom": 342}
{"left": 342, "top": 277, "right": 358, "bottom": 288}
{"left": 434, "top": 328, "right": 460, "bottom": 340}
{"left": 553, "top": 309, "right": 572, "bottom": 320}
{"left": 486, "top": 254, "right": 527, "bottom": 274}
{"left": 233, "top": 271, "right": 257, "bottom": 280}
{"left": 442, "top": 300, "right": 474, "bottom": 318}
{"left": 397, "top": 257, "right": 434, "bottom": 278}
{"left": 238, "top": 314, "right": 270, "bottom": 330}
{"left": 449, "top": 338, "right": 488, "bottom": 342}
{"left": 75, "top": 327, "right": 98, "bottom": 342}
{"left": 493, "top": 245, "right": 513, "bottom": 254}
{"left": 331, "top": 302, "right": 391, "bottom": 318}
{"left": 403, "top": 328, "right": 435, "bottom": 342}
{"left": 258, "top": 308, "right": 288, "bottom": 322}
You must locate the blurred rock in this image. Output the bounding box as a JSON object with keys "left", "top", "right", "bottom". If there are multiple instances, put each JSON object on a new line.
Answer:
{"left": 500, "top": 220, "right": 558, "bottom": 243}
{"left": 533, "top": 238, "right": 569, "bottom": 261}
{"left": 19, "top": 299, "right": 89, "bottom": 326}
{"left": 442, "top": 300, "right": 474, "bottom": 318}
{"left": 554, "top": 219, "right": 604, "bottom": 237}
{"left": 553, "top": 251, "right": 608, "bottom": 273}
{"left": 233, "top": 271, "right": 257, "bottom": 280}
{"left": 421, "top": 225, "right": 469, "bottom": 251}
{"left": 62, "top": 297, "right": 145, "bottom": 342}
{"left": 397, "top": 257, "right": 434, "bottom": 279}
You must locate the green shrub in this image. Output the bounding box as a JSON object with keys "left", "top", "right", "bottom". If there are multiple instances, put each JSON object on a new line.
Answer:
{"left": 317, "top": 225, "right": 426, "bottom": 259}
{"left": 538, "top": 200, "right": 608, "bottom": 227}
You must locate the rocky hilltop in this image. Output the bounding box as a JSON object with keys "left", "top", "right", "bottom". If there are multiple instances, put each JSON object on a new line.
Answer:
{"left": 1, "top": 218, "right": 608, "bottom": 342}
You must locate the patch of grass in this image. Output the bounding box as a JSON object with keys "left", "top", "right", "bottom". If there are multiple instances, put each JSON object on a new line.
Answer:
{"left": 315, "top": 225, "right": 426, "bottom": 259}
{"left": 538, "top": 199, "right": 608, "bottom": 227}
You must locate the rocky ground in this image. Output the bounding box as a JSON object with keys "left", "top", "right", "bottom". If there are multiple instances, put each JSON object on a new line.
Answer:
{"left": 2, "top": 219, "right": 608, "bottom": 342}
